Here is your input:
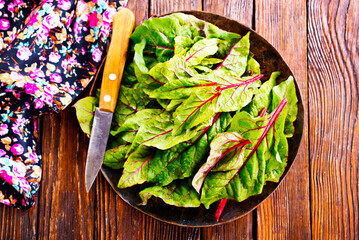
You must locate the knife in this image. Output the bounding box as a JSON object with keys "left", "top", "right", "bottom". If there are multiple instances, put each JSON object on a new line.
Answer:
{"left": 85, "top": 8, "right": 135, "bottom": 192}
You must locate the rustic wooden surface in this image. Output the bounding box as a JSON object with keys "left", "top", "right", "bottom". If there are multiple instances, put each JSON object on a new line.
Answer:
{"left": 0, "top": 0, "right": 358, "bottom": 239}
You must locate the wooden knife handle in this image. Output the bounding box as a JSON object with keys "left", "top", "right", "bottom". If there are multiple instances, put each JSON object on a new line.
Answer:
{"left": 99, "top": 8, "right": 135, "bottom": 112}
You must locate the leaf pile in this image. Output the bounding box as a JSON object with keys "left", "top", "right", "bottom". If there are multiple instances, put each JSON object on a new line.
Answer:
{"left": 74, "top": 13, "right": 298, "bottom": 219}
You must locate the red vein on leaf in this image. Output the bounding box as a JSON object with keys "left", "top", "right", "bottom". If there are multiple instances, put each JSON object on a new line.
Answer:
{"left": 259, "top": 107, "right": 267, "bottom": 117}
{"left": 142, "top": 129, "right": 172, "bottom": 144}
{"left": 197, "top": 138, "right": 251, "bottom": 192}
{"left": 149, "top": 75, "right": 165, "bottom": 85}
{"left": 177, "top": 92, "right": 221, "bottom": 131}
{"left": 147, "top": 44, "right": 174, "bottom": 50}
{"left": 120, "top": 155, "right": 153, "bottom": 186}
{"left": 217, "top": 74, "right": 263, "bottom": 91}
{"left": 215, "top": 44, "right": 245, "bottom": 70}
{"left": 246, "top": 98, "right": 287, "bottom": 161}
{"left": 185, "top": 44, "right": 217, "bottom": 62}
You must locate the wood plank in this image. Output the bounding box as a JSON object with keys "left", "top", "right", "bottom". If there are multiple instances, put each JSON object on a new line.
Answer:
{"left": 308, "top": 0, "right": 359, "bottom": 238}
{"left": 150, "top": 0, "right": 202, "bottom": 17}
{"left": 144, "top": 217, "right": 200, "bottom": 240}
{"left": 203, "top": 0, "right": 254, "bottom": 27}
{"left": 255, "top": 0, "right": 311, "bottom": 239}
{"left": 93, "top": 1, "right": 149, "bottom": 239}
{"left": 201, "top": 1, "right": 254, "bottom": 239}
{"left": 37, "top": 111, "right": 95, "bottom": 239}
{"left": 0, "top": 205, "right": 38, "bottom": 240}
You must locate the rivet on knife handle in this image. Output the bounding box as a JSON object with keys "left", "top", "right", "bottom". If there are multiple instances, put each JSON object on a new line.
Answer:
{"left": 99, "top": 8, "right": 135, "bottom": 113}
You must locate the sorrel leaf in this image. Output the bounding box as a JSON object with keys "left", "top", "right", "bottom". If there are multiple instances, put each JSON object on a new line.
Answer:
{"left": 112, "top": 84, "right": 150, "bottom": 131}
{"left": 139, "top": 179, "right": 200, "bottom": 207}
{"left": 271, "top": 77, "right": 298, "bottom": 137}
{"left": 131, "top": 17, "right": 188, "bottom": 62}
{"left": 103, "top": 145, "right": 129, "bottom": 169}
{"left": 111, "top": 109, "right": 163, "bottom": 142}
{"left": 246, "top": 72, "right": 280, "bottom": 117}
{"left": 128, "top": 111, "right": 200, "bottom": 154}
{"left": 215, "top": 32, "right": 251, "bottom": 76}
{"left": 192, "top": 132, "right": 251, "bottom": 193}
{"left": 172, "top": 74, "right": 263, "bottom": 135}
{"left": 147, "top": 113, "right": 231, "bottom": 186}
{"left": 74, "top": 96, "right": 97, "bottom": 137}
{"left": 200, "top": 98, "right": 288, "bottom": 208}
{"left": 184, "top": 38, "right": 219, "bottom": 66}
{"left": 117, "top": 145, "right": 154, "bottom": 188}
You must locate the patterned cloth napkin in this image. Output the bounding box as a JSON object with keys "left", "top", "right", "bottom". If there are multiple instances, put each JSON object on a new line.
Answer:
{"left": 0, "top": 0, "right": 127, "bottom": 209}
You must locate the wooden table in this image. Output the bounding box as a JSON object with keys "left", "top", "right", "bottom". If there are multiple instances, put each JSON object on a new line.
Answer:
{"left": 1, "top": 0, "right": 358, "bottom": 239}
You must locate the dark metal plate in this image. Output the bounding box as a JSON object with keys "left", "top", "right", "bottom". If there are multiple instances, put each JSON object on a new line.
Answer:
{"left": 100, "top": 10, "right": 305, "bottom": 227}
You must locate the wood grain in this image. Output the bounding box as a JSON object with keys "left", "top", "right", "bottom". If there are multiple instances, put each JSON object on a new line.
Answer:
{"left": 150, "top": 0, "right": 201, "bottom": 17}
{"left": 203, "top": 0, "right": 253, "bottom": 27}
{"left": 255, "top": 0, "right": 311, "bottom": 239}
{"left": 308, "top": 0, "right": 359, "bottom": 238}
{"left": 0, "top": 205, "right": 37, "bottom": 240}
{"left": 201, "top": 1, "right": 255, "bottom": 239}
{"left": 37, "top": 111, "right": 95, "bottom": 239}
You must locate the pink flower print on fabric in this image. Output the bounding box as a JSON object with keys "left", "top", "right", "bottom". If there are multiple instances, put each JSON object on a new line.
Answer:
{"left": 12, "top": 161, "right": 26, "bottom": 178}
{"left": 14, "top": 0, "right": 23, "bottom": 6}
{"left": 16, "top": 46, "right": 32, "bottom": 61}
{"left": 24, "top": 82, "right": 39, "bottom": 94}
{"left": 11, "top": 144, "right": 24, "bottom": 156}
{"left": 103, "top": 8, "right": 117, "bottom": 23}
{"left": 41, "top": 92, "right": 53, "bottom": 105}
{"left": 101, "top": 22, "right": 111, "bottom": 38}
{"left": 88, "top": 12, "right": 99, "bottom": 28}
{"left": 18, "top": 177, "right": 31, "bottom": 193}
{"left": 28, "top": 12, "right": 39, "bottom": 26}
{"left": 34, "top": 99, "right": 45, "bottom": 109}
{"left": 28, "top": 151, "right": 39, "bottom": 164}
{"left": 49, "top": 73, "right": 62, "bottom": 83}
{"left": 43, "top": 13, "right": 60, "bottom": 29}
{"left": 7, "top": 3, "right": 14, "bottom": 12}
{"left": 11, "top": 123, "right": 20, "bottom": 134}
{"left": 0, "top": 124, "right": 8, "bottom": 136}
{"left": 44, "top": 85, "right": 59, "bottom": 95}
{"left": 37, "top": 26, "right": 50, "bottom": 42}
{"left": 92, "top": 48, "right": 102, "bottom": 62}
{"left": 0, "top": 150, "right": 6, "bottom": 157}
{"left": 58, "top": 0, "right": 71, "bottom": 10}
{"left": 0, "top": 19, "right": 10, "bottom": 30}
{"left": 29, "top": 68, "right": 45, "bottom": 79}
{"left": 49, "top": 52, "right": 61, "bottom": 63}
{"left": 0, "top": 170, "right": 13, "bottom": 184}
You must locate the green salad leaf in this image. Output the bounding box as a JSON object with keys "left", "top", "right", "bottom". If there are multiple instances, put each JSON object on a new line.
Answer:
{"left": 139, "top": 179, "right": 201, "bottom": 207}
{"left": 74, "top": 96, "right": 97, "bottom": 137}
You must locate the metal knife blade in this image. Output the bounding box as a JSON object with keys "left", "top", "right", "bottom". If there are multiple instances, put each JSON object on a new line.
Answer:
{"left": 85, "top": 8, "right": 134, "bottom": 192}
{"left": 85, "top": 108, "right": 113, "bottom": 192}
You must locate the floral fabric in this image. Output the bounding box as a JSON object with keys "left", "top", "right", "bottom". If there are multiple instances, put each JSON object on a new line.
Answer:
{"left": 0, "top": 0, "right": 127, "bottom": 208}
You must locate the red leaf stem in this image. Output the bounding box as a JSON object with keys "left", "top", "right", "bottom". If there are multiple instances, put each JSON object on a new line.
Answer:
{"left": 217, "top": 74, "right": 263, "bottom": 91}
{"left": 215, "top": 199, "right": 228, "bottom": 221}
